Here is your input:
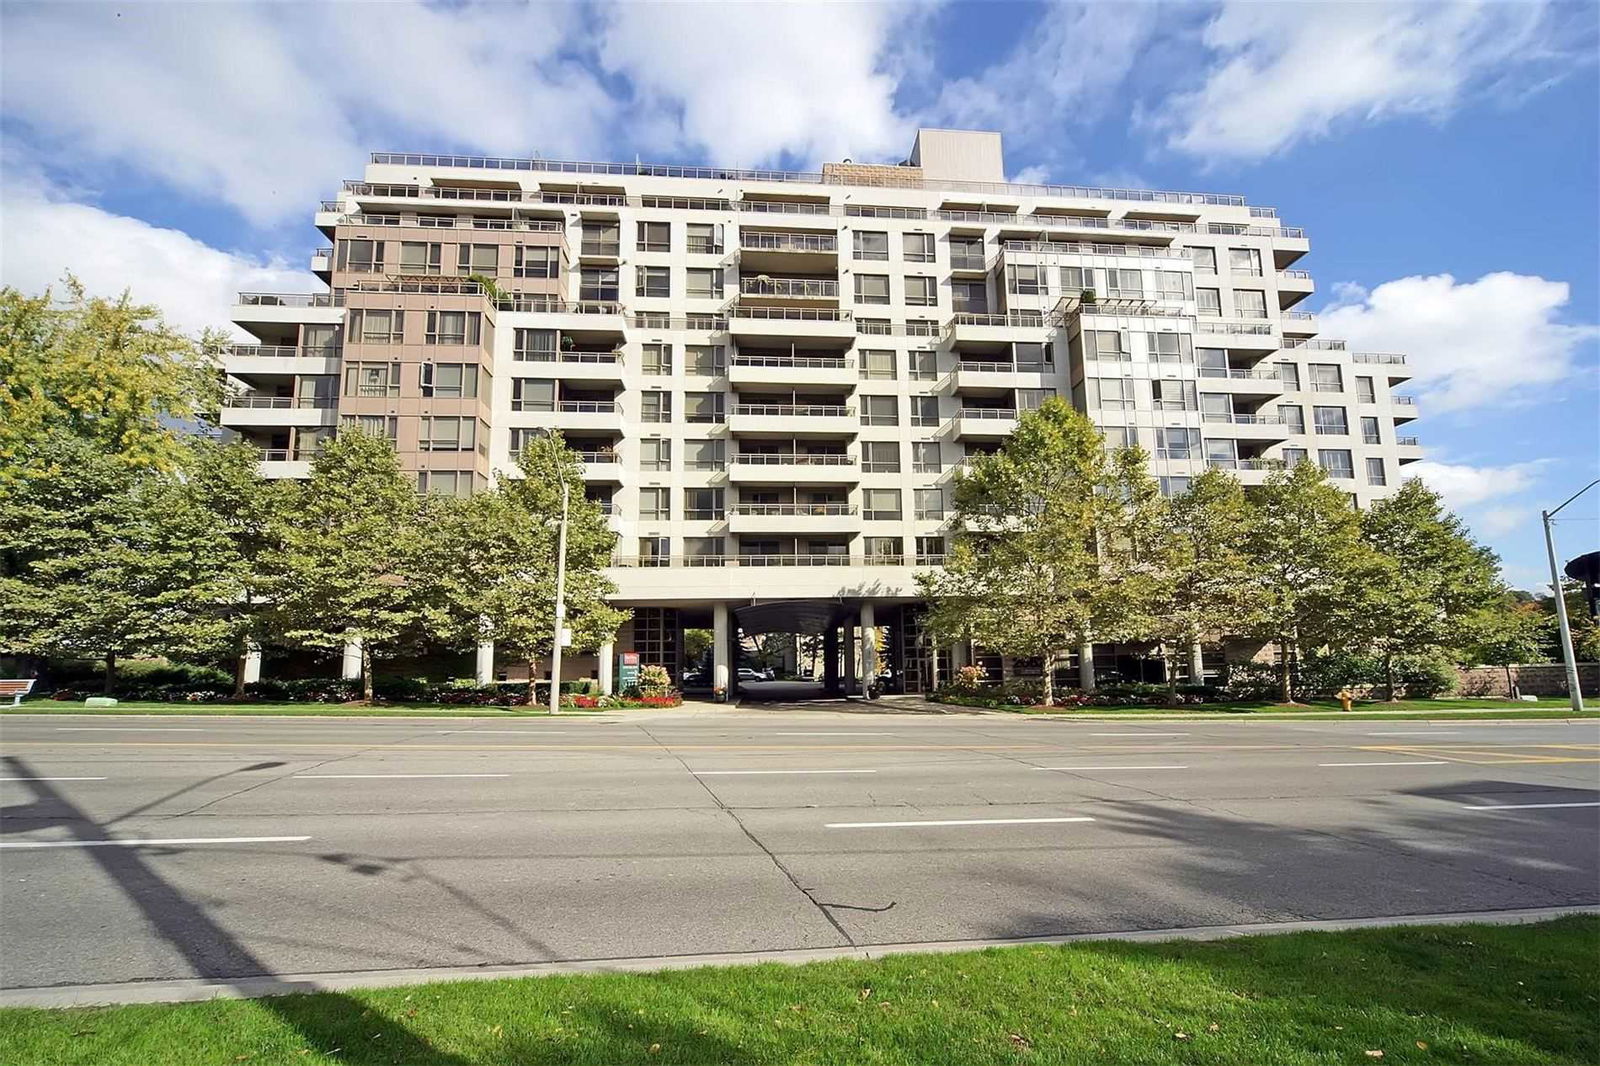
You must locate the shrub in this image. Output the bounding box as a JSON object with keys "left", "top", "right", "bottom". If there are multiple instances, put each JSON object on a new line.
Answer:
{"left": 244, "top": 678, "right": 360, "bottom": 703}
{"left": 636, "top": 663, "right": 672, "bottom": 698}
{"left": 1392, "top": 653, "right": 1459, "bottom": 698}
{"left": 947, "top": 665, "right": 988, "bottom": 694}
{"left": 1222, "top": 660, "right": 1283, "bottom": 700}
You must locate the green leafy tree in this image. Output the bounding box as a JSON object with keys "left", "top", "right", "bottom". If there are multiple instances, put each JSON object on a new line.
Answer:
{"left": 1141, "top": 469, "right": 1263, "bottom": 704}
{"left": 0, "top": 278, "right": 222, "bottom": 480}
{"left": 265, "top": 431, "right": 432, "bottom": 701}
{"left": 917, "top": 399, "right": 1157, "bottom": 705}
{"left": 1468, "top": 599, "right": 1556, "bottom": 697}
{"left": 1245, "top": 461, "right": 1369, "bottom": 703}
{"left": 423, "top": 436, "right": 626, "bottom": 701}
{"left": 1345, "top": 479, "right": 1505, "bottom": 699}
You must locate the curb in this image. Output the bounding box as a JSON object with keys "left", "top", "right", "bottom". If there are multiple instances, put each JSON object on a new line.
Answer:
{"left": 4, "top": 904, "right": 1595, "bottom": 1008}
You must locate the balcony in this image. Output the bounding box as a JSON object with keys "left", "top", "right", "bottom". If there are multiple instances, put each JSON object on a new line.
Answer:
{"left": 1396, "top": 436, "right": 1423, "bottom": 464}
{"left": 935, "top": 209, "right": 1019, "bottom": 225}
{"left": 220, "top": 396, "right": 338, "bottom": 429}
{"left": 233, "top": 292, "right": 345, "bottom": 331}
{"left": 227, "top": 344, "right": 342, "bottom": 376}
{"left": 310, "top": 247, "right": 333, "bottom": 276}
{"left": 728, "top": 503, "right": 861, "bottom": 536}
{"left": 739, "top": 230, "right": 839, "bottom": 271}
{"left": 1353, "top": 352, "right": 1413, "bottom": 383}
{"left": 728, "top": 305, "right": 854, "bottom": 341}
{"left": 576, "top": 449, "right": 623, "bottom": 481}
{"left": 1392, "top": 396, "right": 1418, "bottom": 424}
{"left": 1197, "top": 367, "right": 1286, "bottom": 397}
{"left": 1193, "top": 320, "right": 1279, "bottom": 350}
{"left": 954, "top": 407, "right": 1019, "bottom": 438}
{"left": 948, "top": 253, "right": 988, "bottom": 273}
{"left": 512, "top": 348, "right": 626, "bottom": 383}
{"left": 946, "top": 311, "right": 1048, "bottom": 345}
{"left": 1201, "top": 412, "right": 1294, "bottom": 441}
{"left": 953, "top": 358, "right": 1055, "bottom": 390}
{"left": 255, "top": 450, "right": 314, "bottom": 480}
{"left": 509, "top": 400, "right": 624, "bottom": 432}
{"left": 1277, "top": 269, "right": 1315, "bottom": 307}
{"left": 728, "top": 353, "right": 856, "bottom": 388}
{"left": 729, "top": 402, "right": 857, "bottom": 436}
{"left": 738, "top": 276, "right": 839, "bottom": 303}
{"left": 729, "top": 452, "right": 859, "bottom": 484}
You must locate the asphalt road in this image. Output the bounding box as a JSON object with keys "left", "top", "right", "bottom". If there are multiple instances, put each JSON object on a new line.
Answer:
{"left": 1, "top": 709, "right": 1596, "bottom": 995}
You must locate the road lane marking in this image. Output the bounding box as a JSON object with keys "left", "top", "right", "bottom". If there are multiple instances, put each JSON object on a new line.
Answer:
{"left": 439, "top": 730, "right": 572, "bottom": 735}
{"left": 53, "top": 727, "right": 203, "bottom": 732}
{"left": 694, "top": 769, "right": 878, "bottom": 776}
{"left": 1368, "top": 731, "right": 1462, "bottom": 736}
{"left": 775, "top": 732, "right": 895, "bottom": 736}
{"left": 1459, "top": 802, "right": 1600, "bottom": 811}
{"left": 826, "top": 816, "right": 1095, "bottom": 829}
{"left": 292, "top": 773, "right": 511, "bottom": 779}
{"left": 1319, "top": 761, "right": 1449, "bottom": 767}
{"left": 1090, "top": 732, "right": 1188, "bottom": 737}
{"left": 1036, "top": 765, "right": 1187, "bottom": 771}
{"left": 0, "top": 777, "right": 107, "bottom": 782}
{"left": 0, "top": 836, "right": 311, "bottom": 849}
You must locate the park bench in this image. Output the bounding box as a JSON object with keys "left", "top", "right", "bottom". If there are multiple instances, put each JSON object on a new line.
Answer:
{"left": 0, "top": 679, "right": 35, "bottom": 706}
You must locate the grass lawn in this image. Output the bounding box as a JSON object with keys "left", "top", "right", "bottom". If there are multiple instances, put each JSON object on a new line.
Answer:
{"left": 0, "top": 701, "right": 611, "bottom": 718}
{"left": 1, "top": 917, "right": 1594, "bottom": 1065}
{"left": 941, "top": 697, "right": 1595, "bottom": 721}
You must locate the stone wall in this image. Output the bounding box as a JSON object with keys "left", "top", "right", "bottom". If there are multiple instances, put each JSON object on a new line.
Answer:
{"left": 820, "top": 161, "right": 923, "bottom": 188}
{"left": 1456, "top": 663, "right": 1599, "bottom": 698}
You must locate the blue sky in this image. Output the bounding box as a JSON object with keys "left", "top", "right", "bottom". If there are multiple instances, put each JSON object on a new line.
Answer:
{"left": 1, "top": 0, "right": 1596, "bottom": 587}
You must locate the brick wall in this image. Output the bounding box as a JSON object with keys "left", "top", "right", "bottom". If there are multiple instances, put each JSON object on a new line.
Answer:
{"left": 1456, "top": 663, "right": 1599, "bottom": 698}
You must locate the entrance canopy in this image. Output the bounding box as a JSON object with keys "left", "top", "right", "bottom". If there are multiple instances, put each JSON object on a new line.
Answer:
{"left": 734, "top": 599, "right": 857, "bottom": 635}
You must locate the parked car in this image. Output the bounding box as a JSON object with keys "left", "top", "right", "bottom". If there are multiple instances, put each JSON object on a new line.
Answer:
{"left": 737, "top": 667, "right": 773, "bottom": 683}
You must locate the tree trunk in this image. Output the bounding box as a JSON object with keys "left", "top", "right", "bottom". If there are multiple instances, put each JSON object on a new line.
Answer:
{"left": 1041, "top": 650, "right": 1054, "bottom": 707}
{"left": 1166, "top": 645, "right": 1180, "bottom": 706}
{"left": 234, "top": 650, "right": 249, "bottom": 699}
{"left": 1383, "top": 651, "right": 1397, "bottom": 702}
{"left": 527, "top": 659, "right": 539, "bottom": 706}
{"left": 1278, "top": 639, "right": 1294, "bottom": 704}
{"left": 1504, "top": 663, "right": 1516, "bottom": 699}
{"left": 104, "top": 650, "right": 117, "bottom": 695}
{"left": 361, "top": 644, "right": 374, "bottom": 703}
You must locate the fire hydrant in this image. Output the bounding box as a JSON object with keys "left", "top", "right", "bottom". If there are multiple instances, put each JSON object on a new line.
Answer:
{"left": 1337, "top": 687, "right": 1355, "bottom": 713}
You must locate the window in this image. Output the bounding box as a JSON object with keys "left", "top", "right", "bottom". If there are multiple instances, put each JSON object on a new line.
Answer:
{"left": 684, "top": 391, "right": 724, "bottom": 424}
{"left": 1156, "top": 271, "right": 1193, "bottom": 301}
{"left": 1200, "top": 392, "right": 1232, "bottom": 420}
{"left": 684, "top": 487, "right": 724, "bottom": 521}
{"left": 903, "top": 232, "right": 934, "bottom": 263}
{"left": 1197, "top": 347, "right": 1228, "bottom": 374}
{"left": 910, "top": 395, "right": 940, "bottom": 426}
{"left": 511, "top": 378, "right": 554, "bottom": 412}
{"left": 1107, "top": 269, "right": 1143, "bottom": 299}
{"left": 1151, "top": 379, "right": 1198, "bottom": 411}
{"left": 1159, "top": 476, "right": 1192, "bottom": 498}
{"left": 1018, "top": 388, "right": 1052, "bottom": 411}
{"left": 344, "top": 361, "right": 401, "bottom": 397}
{"left": 853, "top": 230, "right": 889, "bottom": 261}
{"left": 1146, "top": 333, "right": 1193, "bottom": 363}
{"left": 861, "top": 395, "right": 898, "bottom": 426}
{"left": 1089, "top": 330, "right": 1128, "bottom": 361}
{"left": 400, "top": 241, "right": 441, "bottom": 274}
{"left": 916, "top": 536, "right": 946, "bottom": 565}
{"left": 1309, "top": 363, "right": 1343, "bottom": 392}
{"left": 1229, "top": 247, "right": 1262, "bottom": 276}
{"left": 914, "top": 487, "right": 945, "bottom": 520}
{"left": 1189, "top": 247, "right": 1217, "bottom": 273}
{"left": 1277, "top": 362, "right": 1301, "bottom": 390}
{"left": 685, "top": 268, "right": 721, "bottom": 299}
{"left": 686, "top": 223, "right": 721, "bottom": 254}
{"left": 639, "top": 438, "right": 671, "bottom": 472}
{"left": 860, "top": 349, "right": 896, "bottom": 380}
{"left": 1360, "top": 416, "right": 1381, "bottom": 444}
{"left": 684, "top": 439, "right": 725, "bottom": 470}
{"left": 1157, "top": 427, "right": 1201, "bottom": 460}
{"left": 1060, "top": 265, "right": 1087, "bottom": 291}
{"left": 1356, "top": 375, "right": 1377, "bottom": 404}
{"left": 642, "top": 343, "right": 672, "bottom": 375}
{"left": 951, "top": 280, "right": 987, "bottom": 313}
{"left": 863, "top": 488, "right": 901, "bottom": 520}
{"left": 905, "top": 275, "right": 937, "bottom": 306}
{"left": 514, "top": 245, "right": 558, "bottom": 278}
{"left": 636, "top": 266, "right": 670, "bottom": 298}
{"left": 640, "top": 390, "right": 671, "bottom": 423}
{"left": 580, "top": 267, "right": 619, "bottom": 302}
{"left": 638, "top": 487, "right": 670, "bottom": 521}
{"left": 418, "top": 416, "right": 477, "bottom": 451}
{"left": 417, "top": 470, "right": 473, "bottom": 498}
{"left": 1318, "top": 449, "right": 1355, "bottom": 479}
{"left": 855, "top": 274, "right": 890, "bottom": 305}
{"left": 337, "top": 239, "right": 384, "bottom": 273}
{"left": 456, "top": 244, "right": 499, "bottom": 275}
{"left": 351, "top": 308, "right": 403, "bottom": 344}
{"left": 1014, "top": 341, "right": 1050, "bottom": 370}
{"left": 684, "top": 344, "right": 723, "bottom": 372}
{"left": 1089, "top": 377, "right": 1135, "bottom": 411}
{"left": 1366, "top": 457, "right": 1388, "bottom": 486}
{"left": 514, "top": 328, "right": 556, "bottom": 361}
{"left": 909, "top": 349, "right": 937, "bottom": 381}
{"left": 581, "top": 222, "right": 620, "bottom": 255}
{"left": 1204, "top": 438, "right": 1238, "bottom": 468}
{"left": 1279, "top": 404, "right": 1305, "bottom": 433}
{"left": 1282, "top": 446, "right": 1309, "bottom": 467}
{"left": 1103, "top": 426, "right": 1136, "bottom": 451}
{"left": 416, "top": 214, "right": 453, "bottom": 228}
{"left": 421, "top": 363, "right": 478, "bottom": 398}
{"left": 1196, "top": 288, "right": 1221, "bottom": 316}
{"left": 949, "top": 235, "right": 985, "bottom": 269}
{"left": 637, "top": 221, "right": 670, "bottom": 252}
{"left": 862, "top": 441, "right": 900, "bottom": 473}
{"left": 1235, "top": 289, "right": 1267, "bottom": 319}
{"left": 637, "top": 537, "right": 670, "bottom": 567}
{"left": 425, "top": 310, "right": 481, "bottom": 345}
{"left": 1008, "top": 264, "right": 1042, "bottom": 295}
{"left": 1313, "top": 405, "right": 1348, "bottom": 435}
{"left": 864, "top": 536, "right": 902, "bottom": 562}
{"left": 685, "top": 537, "right": 724, "bottom": 565}
{"left": 341, "top": 414, "right": 397, "bottom": 441}
{"left": 912, "top": 441, "right": 942, "bottom": 473}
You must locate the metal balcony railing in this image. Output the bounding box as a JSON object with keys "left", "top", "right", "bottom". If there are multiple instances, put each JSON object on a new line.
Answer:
{"left": 737, "top": 200, "right": 831, "bottom": 215}
{"left": 579, "top": 240, "right": 621, "bottom": 257}
{"left": 1205, "top": 223, "right": 1307, "bottom": 239}
{"left": 1281, "top": 338, "right": 1347, "bottom": 350}
{"left": 729, "top": 306, "right": 851, "bottom": 322}
{"left": 734, "top": 503, "right": 856, "bottom": 517}
{"left": 1353, "top": 353, "right": 1408, "bottom": 365}
{"left": 734, "top": 453, "right": 855, "bottom": 466}
{"left": 1202, "top": 412, "right": 1286, "bottom": 425}
{"left": 1035, "top": 215, "right": 1197, "bottom": 234}
{"left": 956, "top": 359, "right": 1053, "bottom": 373}
{"left": 1198, "top": 367, "right": 1281, "bottom": 380}
{"left": 935, "top": 210, "right": 1019, "bottom": 224}
{"left": 225, "top": 396, "right": 337, "bottom": 410}
{"left": 1279, "top": 269, "right": 1314, "bottom": 280}
{"left": 230, "top": 345, "right": 305, "bottom": 359}
{"left": 739, "top": 277, "right": 839, "bottom": 299}
{"left": 740, "top": 232, "right": 837, "bottom": 253}
{"left": 949, "top": 312, "right": 1046, "bottom": 328}
{"left": 256, "top": 448, "right": 292, "bottom": 462}
{"left": 1397, "top": 436, "right": 1420, "bottom": 446}
{"left": 733, "top": 403, "right": 853, "bottom": 418}
{"left": 237, "top": 292, "right": 344, "bottom": 307}
{"left": 959, "top": 407, "right": 1019, "bottom": 420}
{"left": 576, "top": 450, "right": 619, "bottom": 463}
{"left": 948, "top": 254, "right": 988, "bottom": 270}
{"left": 1195, "top": 320, "right": 1276, "bottom": 336}
{"left": 1393, "top": 396, "right": 1417, "bottom": 406}
{"left": 1001, "top": 240, "right": 1185, "bottom": 259}
{"left": 732, "top": 354, "right": 849, "bottom": 369}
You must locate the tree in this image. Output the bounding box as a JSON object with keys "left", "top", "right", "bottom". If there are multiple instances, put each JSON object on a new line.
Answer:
{"left": 1245, "top": 461, "right": 1369, "bottom": 703}
{"left": 0, "top": 278, "right": 222, "bottom": 481}
{"left": 1141, "top": 469, "right": 1262, "bottom": 704}
{"left": 1468, "top": 599, "right": 1555, "bottom": 697}
{"left": 1345, "top": 479, "right": 1505, "bottom": 699}
{"left": 265, "top": 431, "right": 432, "bottom": 701}
{"left": 917, "top": 399, "right": 1157, "bottom": 705}
{"left": 423, "top": 436, "right": 626, "bottom": 702}
{"left": 0, "top": 432, "right": 239, "bottom": 690}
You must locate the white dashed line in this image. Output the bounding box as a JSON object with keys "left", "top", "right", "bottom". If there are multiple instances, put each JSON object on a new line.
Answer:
{"left": 825, "top": 816, "right": 1095, "bottom": 829}
{"left": 694, "top": 769, "right": 878, "bottom": 776}
{"left": 1459, "top": 802, "right": 1600, "bottom": 811}
{"left": 1318, "top": 760, "right": 1449, "bottom": 767}
{"left": 0, "top": 836, "right": 311, "bottom": 850}
{"left": 1036, "top": 765, "right": 1187, "bottom": 771}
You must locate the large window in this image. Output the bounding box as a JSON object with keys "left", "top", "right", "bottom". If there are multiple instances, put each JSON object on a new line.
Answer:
{"left": 1309, "top": 363, "right": 1344, "bottom": 392}
{"left": 685, "top": 537, "right": 724, "bottom": 565}
{"left": 949, "top": 235, "right": 985, "bottom": 269}
{"left": 640, "top": 391, "right": 671, "bottom": 423}
{"left": 637, "top": 221, "right": 670, "bottom": 252}
{"left": 344, "top": 361, "right": 401, "bottom": 397}
{"left": 686, "top": 223, "right": 721, "bottom": 254}
{"left": 1356, "top": 375, "right": 1377, "bottom": 403}
{"left": 1146, "top": 332, "right": 1193, "bottom": 363}
{"left": 860, "top": 349, "right": 896, "bottom": 380}
{"left": 951, "top": 280, "right": 987, "bottom": 313}
{"left": 641, "top": 343, "right": 672, "bottom": 375}
{"left": 684, "top": 487, "right": 724, "bottom": 521}
{"left": 421, "top": 363, "right": 478, "bottom": 398}
{"left": 640, "top": 438, "right": 671, "bottom": 472}
{"left": 418, "top": 416, "right": 478, "bottom": 452}
{"left": 862, "top": 488, "right": 901, "bottom": 520}
{"left": 417, "top": 470, "right": 474, "bottom": 498}
{"left": 1282, "top": 446, "right": 1309, "bottom": 467}
{"left": 1360, "top": 416, "right": 1381, "bottom": 444}
{"left": 915, "top": 536, "right": 946, "bottom": 565}
{"left": 1151, "top": 379, "right": 1198, "bottom": 411}
{"left": 351, "top": 308, "right": 403, "bottom": 344}
{"left": 910, "top": 395, "right": 940, "bottom": 426}
{"left": 425, "top": 310, "right": 481, "bottom": 345}
{"left": 457, "top": 244, "right": 499, "bottom": 275}
{"left": 684, "top": 391, "right": 724, "bottom": 424}
{"left": 1008, "top": 264, "right": 1042, "bottom": 295}
{"left": 581, "top": 222, "right": 620, "bottom": 256}
{"left": 1235, "top": 289, "right": 1268, "bottom": 319}
{"left": 1107, "top": 269, "right": 1143, "bottom": 299}
{"left": 1189, "top": 247, "right": 1217, "bottom": 273}
{"left": 638, "top": 488, "right": 670, "bottom": 521}
{"left": 685, "top": 268, "right": 721, "bottom": 299}
{"left": 684, "top": 439, "right": 725, "bottom": 470}
{"left": 1158, "top": 427, "right": 1201, "bottom": 460}
{"left": 580, "top": 267, "right": 619, "bottom": 302}
{"left": 399, "top": 241, "right": 441, "bottom": 274}
{"left": 637, "top": 537, "right": 670, "bottom": 567}
{"left": 864, "top": 536, "right": 902, "bottom": 562}
{"left": 914, "top": 487, "right": 945, "bottom": 520}
{"left": 514, "top": 328, "right": 556, "bottom": 361}
{"left": 1088, "top": 377, "right": 1135, "bottom": 411}
{"left": 686, "top": 345, "right": 725, "bottom": 375}
{"left": 1318, "top": 449, "right": 1355, "bottom": 480}
{"left": 636, "top": 266, "right": 670, "bottom": 298}
{"left": 1366, "top": 457, "right": 1388, "bottom": 486}
{"left": 912, "top": 441, "right": 941, "bottom": 473}
{"left": 514, "top": 246, "right": 558, "bottom": 278}
{"left": 862, "top": 441, "right": 900, "bottom": 473}
{"left": 1313, "top": 405, "right": 1349, "bottom": 435}
{"left": 909, "top": 349, "right": 937, "bottom": 381}
{"left": 511, "top": 378, "right": 554, "bottom": 412}
{"left": 1228, "top": 247, "right": 1262, "bottom": 276}
{"left": 903, "top": 232, "right": 934, "bottom": 263}
{"left": 861, "top": 395, "right": 898, "bottom": 426}
{"left": 1279, "top": 403, "right": 1306, "bottom": 433}
{"left": 853, "top": 230, "right": 889, "bottom": 261}
{"left": 905, "top": 275, "right": 937, "bottom": 306}
{"left": 855, "top": 274, "right": 890, "bottom": 305}
{"left": 337, "top": 239, "right": 384, "bottom": 273}
{"left": 1089, "top": 330, "right": 1128, "bottom": 361}
{"left": 1277, "top": 362, "right": 1301, "bottom": 390}
{"left": 300, "top": 323, "right": 340, "bottom": 356}
{"left": 1156, "top": 271, "right": 1192, "bottom": 301}
{"left": 341, "top": 414, "right": 397, "bottom": 440}
{"left": 1196, "top": 288, "right": 1221, "bottom": 316}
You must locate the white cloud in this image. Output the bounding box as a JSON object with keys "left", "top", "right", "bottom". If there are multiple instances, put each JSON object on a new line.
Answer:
{"left": 1, "top": 182, "right": 313, "bottom": 338}
{"left": 1156, "top": 0, "right": 1590, "bottom": 161}
{"left": 1319, "top": 272, "right": 1598, "bottom": 412}
{"left": 1476, "top": 506, "right": 1531, "bottom": 537}
{"left": 1409, "top": 460, "right": 1545, "bottom": 510}
{"left": 1009, "top": 165, "right": 1052, "bottom": 186}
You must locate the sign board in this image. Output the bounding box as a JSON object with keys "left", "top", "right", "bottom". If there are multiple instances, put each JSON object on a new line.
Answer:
{"left": 618, "top": 651, "right": 640, "bottom": 690}
{"left": 559, "top": 627, "right": 573, "bottom": 648}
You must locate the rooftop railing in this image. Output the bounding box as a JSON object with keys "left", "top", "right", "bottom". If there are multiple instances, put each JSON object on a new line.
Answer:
{"left": 1035, "top": 214, "right": 1197, "bottom": 234}
{"left": 1195, "top": 320, "right": 1275, "bottom": 335}
{"left": 1002, "top": 240, "right": 1187, "bottom": 259}
{"left": 1205, "top": 223, "right": 1307, "bottom": 239}
{"left": 340, "top": 214, "right": 565, "bottom": 233}
{"left": 1353, "top": 353, "right": 1408, "bottom": 365}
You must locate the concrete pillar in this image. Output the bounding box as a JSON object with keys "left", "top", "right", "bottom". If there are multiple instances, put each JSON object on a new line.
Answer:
{"left": 475, "top": 641, "right": 495, "bottom": 685}
{"left": 242, "top": 642, "right": 262, "bottom": 685}
{"left": 782, "top": 638, "right": 798, "bottom": 676}
{"left": 1189, "top": 642, "right": 1206, "bottom": 684}
{"left": 1078, "top": 642, "right": 1096, "bottom": 693}
{"left": 598, "top": 641, "right": 615, "bottom": 696}
{"left": 950, "top": 641, "right": 969, "bottom": 670}
{"left": 341, "top": 636, "right": 362, "bottom": 681}
{"left": 713, "top": 602, "right": 731, "bottom": 694}
{"left": 843, "top": 624, "right": 857, "bottom": 695}
{"left": 823, "top": 628, "right": 840, "bottom": 692}
{"left": 859, "top": 602, "right": 876, "bottom": 694}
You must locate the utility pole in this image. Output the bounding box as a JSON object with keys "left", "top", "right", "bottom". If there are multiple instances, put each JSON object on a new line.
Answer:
{"left": 538, "top": 430, "right": 571, "bottom": 717}
{"left": 1542, "top": 478, "right": 1599, "bottom": 714}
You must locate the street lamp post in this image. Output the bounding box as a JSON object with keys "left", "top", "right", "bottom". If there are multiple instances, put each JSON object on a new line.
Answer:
{"left": 1542, "top": 478, "right": 1599, "bottom": 714}
{"left": 536, "top": 430, "right": 571, "bottom": 717}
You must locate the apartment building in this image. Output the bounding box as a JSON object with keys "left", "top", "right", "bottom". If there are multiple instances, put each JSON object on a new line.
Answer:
{"left": 223, "top": 129, "right": 1421, "bottom": 696}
